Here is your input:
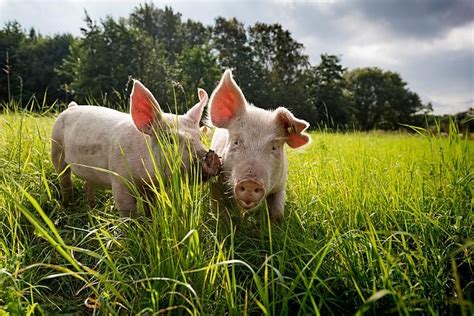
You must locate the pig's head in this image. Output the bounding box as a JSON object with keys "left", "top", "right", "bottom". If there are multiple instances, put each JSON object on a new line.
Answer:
{"left": 209, "top": 70, "right": 310, "bottom": 210}
{"left": 130, "top": 79, "right": 216, "bottom": 177}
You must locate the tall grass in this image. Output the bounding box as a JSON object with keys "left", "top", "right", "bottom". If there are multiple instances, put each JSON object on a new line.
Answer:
{"left": 0, "top": 101, "right": 472, "bottom": 315}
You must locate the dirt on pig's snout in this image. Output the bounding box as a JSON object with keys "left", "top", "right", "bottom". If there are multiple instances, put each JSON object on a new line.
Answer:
{"left": 201, "top": 150, "right": 222, "bottom": 180}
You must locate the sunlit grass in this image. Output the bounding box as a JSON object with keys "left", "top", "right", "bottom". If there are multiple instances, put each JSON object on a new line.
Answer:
{"left": 0, "top": 104, "right": 472, "bottom": 315}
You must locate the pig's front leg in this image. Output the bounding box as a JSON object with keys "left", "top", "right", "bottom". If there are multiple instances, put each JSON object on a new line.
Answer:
{"left": 111, "top": 180, "right": 137, "bottom": 217}
{"left": 266, "top": 189, "right": 285, "bottom": 223}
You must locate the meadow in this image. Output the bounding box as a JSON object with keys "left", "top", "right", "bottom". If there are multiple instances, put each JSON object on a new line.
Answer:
{"left": 0, "top": 108, "right": 472, "bottom": 315}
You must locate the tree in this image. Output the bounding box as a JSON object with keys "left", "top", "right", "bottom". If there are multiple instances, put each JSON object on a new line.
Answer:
{"left": 249, "top": 23, "right": 308, "bottom": 83}
{"left": 181, "top": 19, "right": 212, "bottom": 48}
{"left": 345, "top": 67, "right": 427, "bottom": 130}
{"left": 308, "top": 54, "right": 350, "bottom": 129}
{"left": 0, "top": 21, "right": 75, "bottom": 107}
{"left": 58, "top": 14, "right": 172, "bottom": 109}
{"left": 212, "top": 18, "right": 313, "bottom": 118}
{"left": 0, "top": 21, "right": 26, "bottom": 102}
{"left": 212, "top": 17, "right": 266, "bottom": 105}
{"left": 129, "top": 4, "right": 183, "bottom": 63}
{"left": 248, "top": 22, "right": 312, "bottom": 120}
{"left": 174, "top": 45, "right": 220, "bottom": 114}
{"left": 18, "top": 33, "right": 75, "bottom": 105}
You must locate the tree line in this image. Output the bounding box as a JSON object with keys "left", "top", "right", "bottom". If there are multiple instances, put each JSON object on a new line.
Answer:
{"left": 1, "top": 3, "right": 470, "bottom": 131}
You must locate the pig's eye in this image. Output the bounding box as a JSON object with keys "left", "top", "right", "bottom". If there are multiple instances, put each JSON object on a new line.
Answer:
{"left": 230, "top": 138, "right": 242, "bottom": 149}
{"left": 271, "top": 141, "right": 280, "bottom": 151}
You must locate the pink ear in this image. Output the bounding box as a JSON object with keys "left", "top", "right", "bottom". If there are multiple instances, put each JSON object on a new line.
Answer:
{"left": 209, "top": 69, "right": 246, "bottom": 128}
{"left": 130, "top": 80, "right": 162, "bottom": 134}
{"left": 275, "top": 107, "right": 311, "bottom": 148}
{"left": 186, "top": 88, "right": 208, "bottom": 125}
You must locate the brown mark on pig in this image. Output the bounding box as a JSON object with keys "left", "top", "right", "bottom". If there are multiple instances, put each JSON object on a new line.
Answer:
{"left": 77, "top": 144, "right": 102, "bottom": 155}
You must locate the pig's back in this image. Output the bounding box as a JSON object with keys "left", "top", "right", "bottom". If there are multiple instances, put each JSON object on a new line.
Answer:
{"left": 58, "top": 105, "right": 128, "bottom": 127}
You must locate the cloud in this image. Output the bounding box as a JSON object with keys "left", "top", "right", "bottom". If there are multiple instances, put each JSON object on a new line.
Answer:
{"left": 338, "top": 19, "right": 474, "bottom": 67}
{"left": 339, "top": 0, "right": 474, "bottom": 39}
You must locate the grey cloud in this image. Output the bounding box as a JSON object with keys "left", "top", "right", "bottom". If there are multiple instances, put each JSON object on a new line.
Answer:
{"left": 338, "top": 0, "right": 474, "bottom": 39}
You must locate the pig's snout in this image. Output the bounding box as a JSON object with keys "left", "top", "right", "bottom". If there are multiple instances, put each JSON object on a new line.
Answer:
{"left": 234, "top": 179, "right": 265, "bottom": 209}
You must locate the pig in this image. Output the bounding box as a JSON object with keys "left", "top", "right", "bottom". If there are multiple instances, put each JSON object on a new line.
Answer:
{"left": 208, "top": 70, "right": 310, "bottom": 223}
{"left": 51, "top": 79, "right": 221, "bottom": 216}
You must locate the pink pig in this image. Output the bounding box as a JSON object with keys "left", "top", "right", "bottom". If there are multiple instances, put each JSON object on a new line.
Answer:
{"left": 208, "top": 70, "right": 310, "bottom": 222}
{"left": 51, "top": 80, "right": 220, "bottom": 216}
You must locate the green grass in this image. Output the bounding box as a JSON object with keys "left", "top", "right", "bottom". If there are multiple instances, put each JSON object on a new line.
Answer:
{"left": 0, "top": 109, "right": 472, "bottom": 315}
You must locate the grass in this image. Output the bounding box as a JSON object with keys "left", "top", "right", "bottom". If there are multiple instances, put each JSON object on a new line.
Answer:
{"left": 0, "top": 106, "right": 472, "bottom": 315}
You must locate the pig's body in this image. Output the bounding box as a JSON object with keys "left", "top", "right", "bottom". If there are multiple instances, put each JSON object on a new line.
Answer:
{"left": 51, "top": 80, "right": 218, "bottom": 215}
{"left": 208, "top": 70, "right": 310, "bottom": 222}
{"left": 53, "top": 105, "right": 180, "bottom": 186}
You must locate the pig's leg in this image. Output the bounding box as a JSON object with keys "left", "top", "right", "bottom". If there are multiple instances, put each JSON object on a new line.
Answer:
{"left": 111, "top": 180, "right": 137, "bottom": 217}
{"left": 266, "top": 189, "right": 285, "bottom": 223}
{"left": 85, "top": 181, "right": 95, "bottom": 207}
{"left": 59, "top": 168, "right": 73, "bottom": 205}
{"left": 51, "top": 140, "right": 73, "bottom": 205}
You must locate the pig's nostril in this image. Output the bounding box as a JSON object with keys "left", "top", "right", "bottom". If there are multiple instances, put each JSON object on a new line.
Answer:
{"left": 239, "top": 186, "right": 245, "bottom": 192}
{"left": 254, "top": 188, "right": 261, "bottom": 193}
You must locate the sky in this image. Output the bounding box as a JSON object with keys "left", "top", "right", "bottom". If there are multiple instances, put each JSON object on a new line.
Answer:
{"left": 0, "top": 0, "right": 473, "bottom": 115}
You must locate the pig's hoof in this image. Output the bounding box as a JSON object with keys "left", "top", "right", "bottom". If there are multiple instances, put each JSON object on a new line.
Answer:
{"left": 202, "top": 150, "right": 222, "bottom": 179}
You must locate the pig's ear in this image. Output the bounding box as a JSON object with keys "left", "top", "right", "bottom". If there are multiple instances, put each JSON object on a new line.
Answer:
{"left": 275, "top": 107, "right": 311, "bottom": 148}
{"left": 130, "top": 80, "right": 162, "bottom": 135}
{"left": 209, "top": 69, "right": 246, "bottom": 128}
{"left": 186, "top": 88, "right": 208, "bottom": 125}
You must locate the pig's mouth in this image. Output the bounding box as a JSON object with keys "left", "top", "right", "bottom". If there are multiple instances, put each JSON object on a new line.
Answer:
{"left": 235, "top": 199, "right": 262, "bottom": 210}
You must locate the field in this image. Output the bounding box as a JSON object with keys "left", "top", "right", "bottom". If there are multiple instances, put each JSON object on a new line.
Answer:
{"left": 0, "top": 110, "right": 472, "bottom": 315}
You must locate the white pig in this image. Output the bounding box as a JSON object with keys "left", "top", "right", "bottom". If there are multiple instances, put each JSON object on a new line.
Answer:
{"left": 51, "top": 80, "right": 218, "bottom": 216}
{"left": 208, "top": 70, "right": 310, "bottom": 222}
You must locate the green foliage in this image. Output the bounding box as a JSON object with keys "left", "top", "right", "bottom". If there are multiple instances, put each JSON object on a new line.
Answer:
{"left": 212, "top": 16, "right": 266, "bottom": 105}
{"left": 174, "top": 45, "right": 220, "bottom": 113}
{"left": 248, "top": 22, "right": 313, "bottom": 122}
{"left": 58, "top": 14, "right": 173, "bottom": 109}
{"left": 211, "top": 18, "right": 315, "bottom": 123}
{"left": 0, "top": 3, "right": 463, "bottom": 130}
{"left": 249, "top": 22, "right": 308, "bottom": 82}
{"left": 0, "top": 106, "right": 472, "bottom": 314}
{"left": 345, "top": 67, "right": 429, "bottom": 130}
{"left": 130, "top": 4, "right": 184, "bottom": 62}
{"left": 308, "top": 54, "right": 350, "bottom": 129}
{"left": 0, "top": 21, "right": 26, "bottom": 102}
{"left": 58, "top": 5, "right": 217, "bottom": 113}
{"left": 0, "top": 21, "right": 75, "bottom": 106}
